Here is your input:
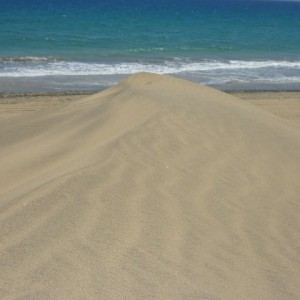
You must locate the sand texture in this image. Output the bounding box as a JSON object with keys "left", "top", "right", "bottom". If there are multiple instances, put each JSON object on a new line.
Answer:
{"left": 1, "top": 73, "right": 300, "bottom": 299}
{"left": 0, "top": 93, "right": 87, "bottom": 120}
{"left": 233, "top": 91, "right": 300, "bottom": 125}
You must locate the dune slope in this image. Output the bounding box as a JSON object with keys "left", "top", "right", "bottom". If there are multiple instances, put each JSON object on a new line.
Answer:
{"left": 1, "top": 73, "right": 300, "bottom": 299}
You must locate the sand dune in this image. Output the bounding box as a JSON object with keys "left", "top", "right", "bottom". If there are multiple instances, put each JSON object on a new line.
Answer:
{"left": 1, "top": 73, "right": 300, "bottom": 299}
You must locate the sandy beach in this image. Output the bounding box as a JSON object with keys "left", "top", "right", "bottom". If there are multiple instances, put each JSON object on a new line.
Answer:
{"left": 1, "top": 73, "right": 300, "bottom": 299}
{"left": 2, "top": 90, "right": 300, "bottom": 124}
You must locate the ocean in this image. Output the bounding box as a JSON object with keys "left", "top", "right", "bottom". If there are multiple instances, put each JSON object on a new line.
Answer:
{"left": 0, "top": 0, "right": 300, "bottom": 92}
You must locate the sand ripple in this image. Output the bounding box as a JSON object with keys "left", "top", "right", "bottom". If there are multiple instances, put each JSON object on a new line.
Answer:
{"left": 1, "top": 73, "right": 300, "bottom": 299}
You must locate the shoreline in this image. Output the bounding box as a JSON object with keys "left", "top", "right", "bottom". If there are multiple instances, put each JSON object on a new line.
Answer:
{"left": 2, "top": 90, "right": 300, "bottom": 101}
{"left": 0, "top": 91, "right": 94, "bottom": 99}
{"left": 1, "top": 89, "right": 300, "bottom": 98}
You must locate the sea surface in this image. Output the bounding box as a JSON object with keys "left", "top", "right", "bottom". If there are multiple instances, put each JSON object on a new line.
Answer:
{"left": 0, "top": 0, "right": 300, "bottom": 92}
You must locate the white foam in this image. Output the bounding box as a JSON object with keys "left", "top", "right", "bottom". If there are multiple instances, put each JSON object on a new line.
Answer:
{"left": 0, "top": 60, "right": 300, "bottom": 82}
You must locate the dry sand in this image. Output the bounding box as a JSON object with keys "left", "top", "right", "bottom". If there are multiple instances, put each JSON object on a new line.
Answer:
{"left": 0, "top": 73, "right": 300, "bottom": 299}
{"left": 233, "top": 91, "right": 300, "bottom": 125}
{"left": 0, "top": 93, "right": 88, "bottom": 120}
{"left": 2, "top": 90, "right": 300, "bottom": 124}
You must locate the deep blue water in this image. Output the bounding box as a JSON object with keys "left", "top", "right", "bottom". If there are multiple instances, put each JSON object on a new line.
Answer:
{"left": 0, "top": 0, "right": 300, "bottom": 92}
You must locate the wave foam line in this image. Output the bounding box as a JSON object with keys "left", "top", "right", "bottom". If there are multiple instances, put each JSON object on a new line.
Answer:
{"left": 0, "top": 60, "right": 300, "bottom": 77}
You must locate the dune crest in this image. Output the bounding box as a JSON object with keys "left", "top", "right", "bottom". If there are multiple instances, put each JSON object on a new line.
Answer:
{"left": 1, "top": 73, "right": 300, "bottom": 299}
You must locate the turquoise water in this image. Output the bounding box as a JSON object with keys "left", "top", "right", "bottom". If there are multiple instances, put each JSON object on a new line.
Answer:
{"left": 0, "top": 0, "right": 300, "bottom": 92}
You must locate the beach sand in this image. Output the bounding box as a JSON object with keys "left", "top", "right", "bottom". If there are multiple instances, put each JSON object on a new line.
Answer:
{"left": 2, "top": 90, "right": 300, "bottom": 124}
{"left": 233, "top": 91, "right": 300, "bottom": 125}
{"left": 1, "top": 73, "right": 300, "bottom": 299}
